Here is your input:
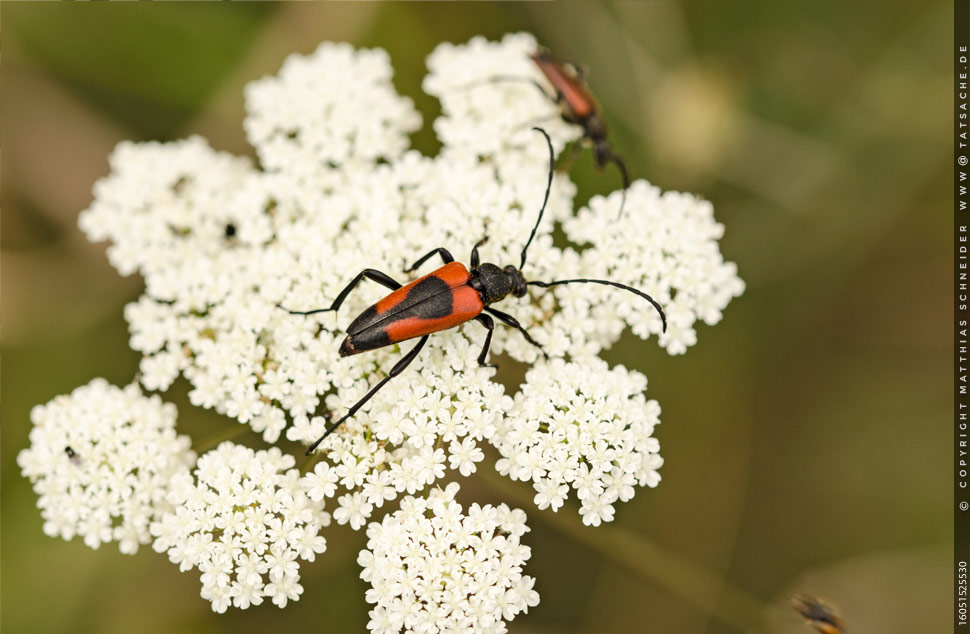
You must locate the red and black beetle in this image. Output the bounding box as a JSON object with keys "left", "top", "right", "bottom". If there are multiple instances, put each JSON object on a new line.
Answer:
{"left": 459, "top": 47, "right": 631, "bottom": 218}
{"left": 282, "top": 128, "right": 665, "bottom": 454}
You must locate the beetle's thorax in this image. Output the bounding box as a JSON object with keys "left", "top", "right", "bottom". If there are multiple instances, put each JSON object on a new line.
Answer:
{"left": 470, "top": 263, "right": 528, "bottom": 305}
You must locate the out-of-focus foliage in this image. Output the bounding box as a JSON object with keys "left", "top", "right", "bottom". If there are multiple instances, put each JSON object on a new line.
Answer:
{"left": 1, "top": 3, "right": 949, "bottom": 633}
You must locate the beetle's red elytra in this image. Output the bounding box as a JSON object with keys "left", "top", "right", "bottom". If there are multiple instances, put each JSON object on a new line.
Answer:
{"left": 530, "top": 50, "right": 598, "bottom": 120}
{"left": 341, "top": 262, "right": 484, "bottom": 356}
{"left": 280, "top": 128, "right": 665, "bottom": 454}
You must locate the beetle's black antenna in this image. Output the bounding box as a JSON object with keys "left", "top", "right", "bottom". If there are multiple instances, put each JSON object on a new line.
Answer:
{"left": 520, "top": 127, "right": 555, "bottom": 270}
{"left": 528, "top": 278, "right": 667, "bottom": 332}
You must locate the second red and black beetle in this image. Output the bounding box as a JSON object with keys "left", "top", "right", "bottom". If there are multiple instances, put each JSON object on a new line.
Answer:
{"left": 282, "top": 128, "right": 665, "bottom": 454}
{"left": 458, "top": 46, "right": 631, "bottom": 218}
{"left": 530, "top": 48, "right": 629, "bottom": 204}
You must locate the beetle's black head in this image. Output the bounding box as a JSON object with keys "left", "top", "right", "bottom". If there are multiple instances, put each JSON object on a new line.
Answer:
{"left": 505, "top": 265, "right": 528, "bottom": 298}
{"left": 471, "top": 263, "right": 528, "bottom": 305}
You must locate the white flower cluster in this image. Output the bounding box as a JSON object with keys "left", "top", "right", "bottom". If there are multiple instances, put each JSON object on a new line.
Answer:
{"left": 72, "top": 35, "right": 742, "bottom": 528}
{"left": 494, "top": 358, "right": 663, "bottom": 526}
{"left": 359, "top": 483, "right": 538, "bottom": 634}
{"left": 245, "top": 42, "right": 422, "bottom": 175}
{"left": 17, "top": 379, "right": 194, "bottom": 554}
{"left": 563, "top": 182, "right": 746, "bottom": 355}
{"left": 150, "top": 442, "right": 328, "bottom": 612}
{"left": 24, "top": 31, "right": 744, "bottom": 619}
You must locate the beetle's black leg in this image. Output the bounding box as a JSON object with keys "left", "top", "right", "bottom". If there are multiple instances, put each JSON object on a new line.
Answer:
{"left": 474, "top": 314, "right": 497, "bottom": 367}
{"left": 485, "top": 307, "right": 548, "bottom": 359}
{"left": 278, "top": 269, "right": 402, "bottom": 316}
{"left": 306, "top": 335, "right": 430, "bottom": 454}
{"left": 404, "top": 248, "right": 454, "bottom": 273}
{"left": 469, "top": 237, "right": 488, "bottom": 269}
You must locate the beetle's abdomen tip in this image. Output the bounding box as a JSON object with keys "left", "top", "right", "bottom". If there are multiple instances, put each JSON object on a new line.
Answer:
{"left": 339, "top": 337, "right": 355, "bottom": 357}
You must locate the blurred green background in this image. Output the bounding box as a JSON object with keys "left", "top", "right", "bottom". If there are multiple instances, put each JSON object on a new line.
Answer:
{"left": 1, "top": 2, "right": 950, "bottom": 633}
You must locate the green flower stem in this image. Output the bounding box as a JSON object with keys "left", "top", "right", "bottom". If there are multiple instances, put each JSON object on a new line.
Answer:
{"left": 478, "top": 468, "right": 769, "bottom": 633}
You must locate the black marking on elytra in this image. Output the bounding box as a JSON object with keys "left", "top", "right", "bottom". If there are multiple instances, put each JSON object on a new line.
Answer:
{"left": 341, "top": 328, "right": 390, "bottom": 356}
{"left": 346, "top": 276, "right": 454, "bottom": 337}
{"left": 406, "top": 277, "right": 453, "bottom": 319}
{"left": 346, "top": 305, "right": 380, "bottom": 337}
